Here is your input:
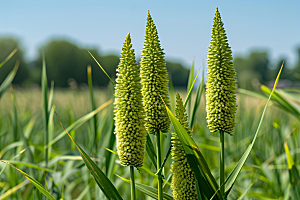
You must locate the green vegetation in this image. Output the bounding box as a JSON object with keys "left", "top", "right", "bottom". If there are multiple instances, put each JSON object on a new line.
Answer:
{"left": 0, "top": 8, "right": 300, "bottom": 200}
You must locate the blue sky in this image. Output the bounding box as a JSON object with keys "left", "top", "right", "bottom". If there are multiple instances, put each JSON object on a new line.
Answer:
{"left": 1, "top": 0, "right": 300, "bottom": 69}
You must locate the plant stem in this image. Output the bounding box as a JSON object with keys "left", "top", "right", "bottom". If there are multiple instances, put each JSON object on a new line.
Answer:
{"left": 130, "top": 166, "right": 136, "bottom": 200}
{"left": 156, "top": 130, "right": 163, "bottom": 200}
{"left": 220, "top": 130, "right": 225, "bottom": 196}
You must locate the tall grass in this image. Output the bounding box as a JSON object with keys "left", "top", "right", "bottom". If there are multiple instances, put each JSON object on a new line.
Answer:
{"left": 0, "top": 9, "right": 300, "bottom": 200}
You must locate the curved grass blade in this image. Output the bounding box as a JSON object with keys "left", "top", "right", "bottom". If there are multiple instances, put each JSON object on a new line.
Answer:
{"left": 0, "top": 61, "right": 19, "bottom": 99}
{"left": 106, "top": 119, "right": 116, "bottom": 178}
{"left": 0, "top": 161, "right": 55, "bottom": 200}
{"left": 47, "top": 81, "right": 54, "bottom": 114}
{"left": 53, "top": 106, "right": 123, "bottom": 200}
{"left": 46, "top": 99, "right": 112, "bottom": 148}
{"left": 284, "top": 130, "right": 300, "bottom": 199}
{"left": 155, "top": 141, "right": 171, "bottom": 175}
{"left": 163, "top": 100, "right": 222, "bottom": 200}
{"left": 0, "top": 48, "right": 17, "bottom": 68}
{"left": 224, "top": 63, "right": 283, "bottom": 198}
{"left": 115, "top": 174, "right": 173, "bottom": 200}
{"left": 190, "top": 68, "right": 204, "bottom": 129}
{"left": 88, "top": 51, "right": 115, "bottom": 86}
{"left": 184, "top": 67, "right": 200, "bottom": 108}
{"left": 187, "top": 59, "right": 195, "bottom": 117}
{"left": 261, "top": 85, "right": 300, "bottom": 121}
{"left": 0, "top": 141, "right": 23, "bottom": 159}
{"left": 283, "top": 184, "right": 292, "bottom": 200}
{"left": 169, "top": 74, "right": 175, "bottom": 113}
{"left": 146, "top": 133, "right": 157, "bottom": 170}
{"left": 2, "top": 161, "right": 55, "bottom": 173}
{"left": 87, "top": 65, "right": 98, "bottom": 150}
{"left": 237, "top": 181, "right": 256, "bottom": 200}
{"left": 41, "top": 54, "right": 49, "bottom": 168}
{"left": 237, "top": 88, "right": 267, "bottom": 99}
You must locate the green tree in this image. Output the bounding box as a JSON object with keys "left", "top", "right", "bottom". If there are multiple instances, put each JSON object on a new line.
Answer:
{"left": 0, "top": 37, "right": 29, "bottom": 84}
{"left": 292, "top": 47, "right": 300, "bottom": 81}
{"left": 34, "top": 40, "right": 119, "bottom": 87}
{"left": 234, "top": 51, "right": 271, "bottom": 90}
{"left": 166, "top": 61, "right": 189, "bottom": 87}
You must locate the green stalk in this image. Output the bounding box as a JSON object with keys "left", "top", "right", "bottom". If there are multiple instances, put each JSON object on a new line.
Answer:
{"left": 130, "top": 166, "right": 136, "bottom": 200}
{"left": 87, "top": 65, "right": 98, "bottom": 152}
{"left": 156, "top": 130, "right": 163, "bottom": 200}
{"left": 220, "top": 130, "right": 225, "bottom": 196}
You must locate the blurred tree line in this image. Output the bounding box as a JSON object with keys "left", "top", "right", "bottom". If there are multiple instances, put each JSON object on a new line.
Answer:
{"left": 0, "top": 37, "right": 189, "bottom": 88}
{"left": 234, "top": 50, "right": 300, "bottom": 90}
{"left": 1, "top": 37, "right": 300, "bottom": 90}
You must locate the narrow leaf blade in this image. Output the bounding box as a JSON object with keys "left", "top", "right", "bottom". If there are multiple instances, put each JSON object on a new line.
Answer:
{"left": 0, "top": 61, "right": 19, "bottom": 99}
{"left": 0, "top": 161, "right": 56, "bottom": 200}
{"left": 224, "top": 63, "right": 284, "bottom": 197}
{"left": 0, "top": 48, "right": 17, "bottom": 68}
{"left": 53, "top": 106, "right": 123, "bottom": 200}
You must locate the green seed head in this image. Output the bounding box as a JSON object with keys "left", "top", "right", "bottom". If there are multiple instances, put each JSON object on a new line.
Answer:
{"left": 206, "top": 8, "right": 237, "bottom": 134}
{"left": 114, "top": 33, "right": 147, "bottom": 167}
{"left": 140, "top": 11, "right": 170, "bottom": 134}
{"left": 171, "top": 92, "right": 197, "bottom": 199}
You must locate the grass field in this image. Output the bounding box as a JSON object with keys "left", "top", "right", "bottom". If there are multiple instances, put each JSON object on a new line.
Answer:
{"left": 0, "top": 87, "right": 299, "bottom": 199}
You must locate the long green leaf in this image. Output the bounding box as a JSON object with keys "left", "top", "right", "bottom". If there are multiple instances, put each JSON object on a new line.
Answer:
{"left": 106, "top": 119, "right": 116, "bottom": 178}
{"left": 53, "top": 106, "right": 123, "bottom": 200}
{"left": 190, "top": 68, "right": 204, "bottom": 129}
{"left": 88, "top": 51, "right": 115, "bottom": 86}
{"left": 187, "top": 59, "right": 195, "bottom": 117}
{"left": 155, "top": 141, "right": 171, "bottom": 175}
{"left": 0, "top": 48, "right": 17, "bottom": 68}
{"left": 261, "top": 85, "right": 300, "bottom": 121}
{"left": 284, "top": 131, "right": 300, "bottom": 199}
{"left": 237, "top": 88, "right": 266, "bottom": 99}
{"left": 0, "top": 161, "right": 55, "bottom": 200}
{"left": 224, "top": 64, "right": 283, "bottom": 197}
{"left": 237, "top": 181, "right": 255, "bottom": 200}
{"left": 1, "top": 161, "right": 55, "bottom": 173}
{"left": 115, "top": 174, "right": 173, "bottom": 200}
{"left": 41, "top": 54, "right": 49, "bottom": 168}
{"left": 163, "top": 102, "right": 222, "bottom": 200}
{"left": 0, "top": 61, "right": 19, "bottom": 99}
{"left": 146, "top": 133, "right": 157, "bottom": 170}
{"left": 87, "top": 65, "right": 98, "bottom": 151}
{"left": 184, "top": 67, "right": 200, "bottom": 108}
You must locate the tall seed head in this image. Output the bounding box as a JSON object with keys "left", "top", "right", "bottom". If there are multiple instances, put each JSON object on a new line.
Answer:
{"left": 206, "top": 8, "right": 237, "bottom": 134}
{"left": 171, "top": 92, "right": 197, "bottom": 199}
{"left": 114, "top": 33, "right": 147, "bottom": 167}
{"left": 140, "top": 11, "right": 170, "bottom": 134}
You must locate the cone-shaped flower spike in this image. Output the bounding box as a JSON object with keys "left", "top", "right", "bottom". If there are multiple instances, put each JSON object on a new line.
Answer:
{"left": 206, "top": 7, "right": 237, "bottom": 134}
{"left": 114, "top": 33, "right": 147, "bottom": 167}
{"left": 140, "top": 11, "right": 170, "bottom": 135}
{"left": 171, "top": 92, "right": 197, "bottom": 200}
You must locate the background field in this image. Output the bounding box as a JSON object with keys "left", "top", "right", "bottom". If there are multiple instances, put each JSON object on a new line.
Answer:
{"left": 0, "top": 86, "right": 299, "bottom": 199}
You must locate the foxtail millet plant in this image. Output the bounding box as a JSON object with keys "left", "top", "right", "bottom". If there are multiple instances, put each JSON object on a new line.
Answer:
{"left": 140, "top": 11, "right": 170, "bottom": 200}
{"left": 140, "top": 11, "right": 170, "bottom": 135}
{"left": 206, "top": 7, "right": 237, "bottom": 196}
{"left": 114, "top": 33, "right": 147, "bottom": 168}
{"left": 171, "top": 92, "right": 197, "bottom": 200}
{"left": 206, "top": 7, "right": 237, "bottom": 134}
